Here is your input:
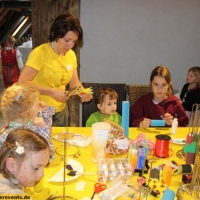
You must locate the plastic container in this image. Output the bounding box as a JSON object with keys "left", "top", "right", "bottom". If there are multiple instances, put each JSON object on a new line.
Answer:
{"left": 171, "top": 114, "right": 178, "bottom": 134}
{"left": 162, "top": 161, "right": 173, "bottom": 185}
{"left": 137, "top": 148, "right": 145, "bottom": 169}
{"left": 121, "top": 158, "right": 133, "bottom": 177}
{"left": 128, "top": 145, "right": 133, "bottom": 164}
{"left": 130, "top": 148, "right": 138, "bottom": 170}
{"left": 162, "top": 188, "right": 175, "bottom": 200}
{"left": 107, "top": 158, "right": 117, "bottom": 181}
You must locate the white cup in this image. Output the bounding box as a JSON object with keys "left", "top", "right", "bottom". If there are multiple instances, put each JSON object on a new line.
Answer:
{"left": 91, "top": 122, "right": 111, "bottom": 162}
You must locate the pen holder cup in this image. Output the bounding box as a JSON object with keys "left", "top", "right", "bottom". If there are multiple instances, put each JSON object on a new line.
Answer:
{"left": 91, "top": 122, "right": 111, "bottom": 163}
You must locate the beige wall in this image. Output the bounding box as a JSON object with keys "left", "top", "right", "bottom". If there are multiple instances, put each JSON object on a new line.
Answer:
{"left": 80, "top": 0, "right": 200, "bottom": 92}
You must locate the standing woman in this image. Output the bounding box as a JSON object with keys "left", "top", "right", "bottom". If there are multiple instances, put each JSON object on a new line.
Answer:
{"left": 18, "top": 14, "right": 92, "bottom": 126}
{"left": 0, "top": 35, "right": 23, "bottom": 88}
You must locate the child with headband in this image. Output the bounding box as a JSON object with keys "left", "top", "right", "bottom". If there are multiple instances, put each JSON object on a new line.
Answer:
{"left": 86, "top": 88, "right": 122, "bottom": 127}
{"left": 0, "top": 128, "right": 50, "bottom": 194}
{"left": 0, "top": 83, "right": 55, "bottom": 161}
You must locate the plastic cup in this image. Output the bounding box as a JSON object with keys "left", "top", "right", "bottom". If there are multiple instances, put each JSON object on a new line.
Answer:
{"left": 91, "top": 122, "right": 111, "bottom": 162}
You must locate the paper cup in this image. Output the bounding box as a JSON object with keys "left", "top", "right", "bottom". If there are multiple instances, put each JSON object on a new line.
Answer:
{"left": 91, "top": 122, "right": 111, "bottom": 162}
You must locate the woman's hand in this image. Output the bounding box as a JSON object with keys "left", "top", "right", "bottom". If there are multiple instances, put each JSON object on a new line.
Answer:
{"left": 163, "top": 113, "right": 173, "bottom": 126}
{"left": 139, "top": 118, "right": 151, "bottom": 128}
{"left": 79, "top": 93, "right": 93, "bottom": 102}
{"left": 50, "top": 88, "right": 68, "bottom": 102}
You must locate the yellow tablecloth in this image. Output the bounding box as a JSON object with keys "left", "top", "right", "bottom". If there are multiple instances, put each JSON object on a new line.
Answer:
{"left": 27, "top": 127, "right": 190, "bottom": 200}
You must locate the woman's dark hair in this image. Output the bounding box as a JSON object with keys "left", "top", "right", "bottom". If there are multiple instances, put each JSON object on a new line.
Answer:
{"left": 48, "top": 14, "right": 83, "bottom": 44}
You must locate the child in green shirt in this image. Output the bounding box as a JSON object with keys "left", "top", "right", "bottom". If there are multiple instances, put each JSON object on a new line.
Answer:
{"left": 86, "top": 88, "right": 122, "bottom": 127}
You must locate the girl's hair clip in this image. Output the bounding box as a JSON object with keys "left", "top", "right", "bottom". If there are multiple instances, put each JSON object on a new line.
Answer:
{"left": 15, "top": 91, "right": 23, "bottom": 101}
{"left": 4, "top": 125, "right": 8, "bottom": 129}
{"left": 15, "top": 142, "right": 24, "bottom": 154}
{"left": 15, "top": 94, "right": 21, "bottom": 101}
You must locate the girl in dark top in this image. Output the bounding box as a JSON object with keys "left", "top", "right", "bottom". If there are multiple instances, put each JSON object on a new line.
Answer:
{"left": 180, "top": 66, "right": 200, "bottom": 117}
{"left": 130, "top": 66, "right": 188, "bottom": 128}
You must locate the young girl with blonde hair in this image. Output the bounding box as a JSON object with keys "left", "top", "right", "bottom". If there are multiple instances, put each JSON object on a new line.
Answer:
{"left": 180, "top": 66, "right": 200, "bottom": 117}
{"left": 0, "top": 128, "right": 50, "bottom": 194}
{"left": 0, "top": 83, "right": 55, "bottom": 161}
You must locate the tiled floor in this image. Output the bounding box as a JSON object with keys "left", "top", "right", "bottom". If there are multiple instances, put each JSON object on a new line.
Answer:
{"left": 0, "top": 80, "right": 5, "bottom": 128}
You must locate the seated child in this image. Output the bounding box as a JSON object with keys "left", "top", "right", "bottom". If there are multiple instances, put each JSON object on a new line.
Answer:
{"left": 0, "top": 83, "right": 55, "bottom": 161}
{"left": 0, "top": 128, "right": 50, "bottom": 194}
{"left": 130, "top": 66, "right": 189, "bottom": 128}
{"left": 180, "top": 66, "right": 200, "bottom": 118}
{"left": 86, "top": 88, "right": 122, "bottom": 127}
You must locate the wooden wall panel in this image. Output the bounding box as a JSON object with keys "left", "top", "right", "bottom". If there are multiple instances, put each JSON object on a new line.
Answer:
{"left": 31, "top": 0, "right": 81, "bottom": 126}
{"left": 32, "top": 0, "right": 80, "bottom": 47}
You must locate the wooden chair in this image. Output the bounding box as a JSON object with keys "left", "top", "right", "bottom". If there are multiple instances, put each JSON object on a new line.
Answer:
{"left": 81, "top": 83, "right": 128, "bottom": 127}
{"left": 128, "top": 84, "right": 151, "bottom": 107}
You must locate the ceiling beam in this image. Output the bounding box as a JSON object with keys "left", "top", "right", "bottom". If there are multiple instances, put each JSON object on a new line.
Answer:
{"left": 0, "top": 1, "right": 31, "bottom": 8}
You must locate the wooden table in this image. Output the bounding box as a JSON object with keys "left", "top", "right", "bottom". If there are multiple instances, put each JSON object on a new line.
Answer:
{"left": 26, "top": 127, "right": 189, "bottom": 200}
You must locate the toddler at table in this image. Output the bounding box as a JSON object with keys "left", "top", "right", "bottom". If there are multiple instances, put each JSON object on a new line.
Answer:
{"left": 0, "top": 83, "right": 55, "bottom": 161}
{"left": 130, "top": 66, "right": 188, "bottom": 128}
{"left": 180, "top": 66, "right": 200, "bottom": 119}
{"left": 0, "top": 128, "right": 50, "bottom": 195}
{"left": 86, "top": 88, "right": 122, "bottom": 127}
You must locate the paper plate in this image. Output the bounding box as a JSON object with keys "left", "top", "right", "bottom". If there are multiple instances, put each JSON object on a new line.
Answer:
{"left": 54, "top": 132, "right": 92, "bottom": 148}
{"left": 47, "top": 158, "right": 84, "bottom": 182}
{"left": 170, "top": 138, "right": 186, "bottom": 145}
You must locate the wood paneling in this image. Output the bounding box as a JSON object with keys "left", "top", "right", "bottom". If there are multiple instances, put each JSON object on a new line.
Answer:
{"left": 31, "top": 0, "right": 80, "bottom": 48}
{"left": 31, "top": 0, "right": 81, "bottom": 126}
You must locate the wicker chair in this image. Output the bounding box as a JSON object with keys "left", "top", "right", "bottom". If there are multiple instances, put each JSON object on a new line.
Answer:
{"left": 81, "top": 83, "right": 128, "bottom": 127}
{"left": 128, "top": 84, "right": 151, "bottom": 107}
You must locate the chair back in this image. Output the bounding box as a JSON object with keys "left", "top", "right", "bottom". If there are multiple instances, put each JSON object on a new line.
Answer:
{"left": 128, "top": 84, "right": 151, "bottom": 107}
{"left": 81, "top": 83, "right": 128, "bottom": 127}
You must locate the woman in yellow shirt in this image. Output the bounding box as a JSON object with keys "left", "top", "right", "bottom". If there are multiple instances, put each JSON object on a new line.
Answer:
{"left": 18, "top": 14, "right": 92, "bottom": 126}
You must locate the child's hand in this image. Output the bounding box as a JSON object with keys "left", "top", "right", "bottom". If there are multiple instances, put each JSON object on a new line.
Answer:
{"left": 163, "top": 113, "right": 173, "bottom": 126}
{"left": 32, "top": 117, "right": 47, "bottom": 128}
{"left": 39, "top": 101, "right": 47, "bottom": 110}
{"left": 140, "top": 118, "right": 151, "bottom": 128}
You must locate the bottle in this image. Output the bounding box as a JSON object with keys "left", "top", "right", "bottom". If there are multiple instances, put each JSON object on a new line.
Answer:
{"left": 128, "top": 144, "right": 133, "bottom": 164}
{"left": 171, "top": 114, "right": 178, "bottom": 134}
{"left": 130, "top": 148, "right": 138, "bottom": 170}
{"left": 162, "top": 161, "right": 173, "bottom": 186}
{"left": 137, "top": 148, "right": 145, "bottom": 169}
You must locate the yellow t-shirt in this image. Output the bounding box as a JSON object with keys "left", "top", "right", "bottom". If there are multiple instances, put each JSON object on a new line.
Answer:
{"left": 26, "top": 43, "right": 77, "bottom": 112}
